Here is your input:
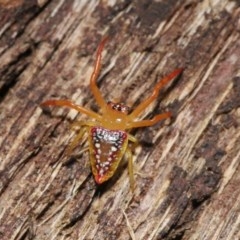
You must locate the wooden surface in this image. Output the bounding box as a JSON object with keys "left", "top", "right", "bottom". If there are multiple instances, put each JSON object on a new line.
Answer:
{"left": 0, "top": 1, "right": 240, "bottom": 239}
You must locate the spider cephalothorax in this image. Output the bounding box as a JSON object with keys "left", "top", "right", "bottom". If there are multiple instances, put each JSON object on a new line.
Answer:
{"left": 41, "top": 37, "right": 183, "bottom": 191}
{"left": 107, "top": 101, "right": 130, "bottom": 114}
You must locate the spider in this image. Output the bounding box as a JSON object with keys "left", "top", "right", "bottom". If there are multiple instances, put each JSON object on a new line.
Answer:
{"left": 41, "top": 37, "right": 183, "bottom": 191}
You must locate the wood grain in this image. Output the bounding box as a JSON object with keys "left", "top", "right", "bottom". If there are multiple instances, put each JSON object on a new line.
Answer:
{"left": 0, "top": 1, "right": 239, "bottom": 239}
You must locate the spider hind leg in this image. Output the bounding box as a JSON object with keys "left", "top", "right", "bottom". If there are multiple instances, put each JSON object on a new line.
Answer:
{"left": 125, "top": 134, "right": 139, "bottom": 192}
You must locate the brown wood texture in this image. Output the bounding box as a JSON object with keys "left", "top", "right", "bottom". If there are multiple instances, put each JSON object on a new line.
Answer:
{"left": 0, "top": 1, "right": 240, "bottom": 240}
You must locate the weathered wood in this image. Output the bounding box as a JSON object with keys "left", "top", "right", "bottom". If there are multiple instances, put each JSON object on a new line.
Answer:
{"left": 0, "top": 1, "right": 239, "bottom": 239}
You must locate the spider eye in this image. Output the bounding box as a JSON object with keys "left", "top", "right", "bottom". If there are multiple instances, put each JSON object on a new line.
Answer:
{"left": 107, "top": 101, "right": 130, "bottom": 114}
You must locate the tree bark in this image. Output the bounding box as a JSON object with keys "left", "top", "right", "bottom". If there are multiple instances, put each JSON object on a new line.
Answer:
{"left": 0, "top": 1, "right": 239, "bottom": 239}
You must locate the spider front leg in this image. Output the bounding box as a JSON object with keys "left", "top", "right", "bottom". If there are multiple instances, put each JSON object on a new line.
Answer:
{"left": 129, "top": 68, "right": 183, "bottom": 120}
{"left": 89, "top": 37, "right": 109, "bottom": 110}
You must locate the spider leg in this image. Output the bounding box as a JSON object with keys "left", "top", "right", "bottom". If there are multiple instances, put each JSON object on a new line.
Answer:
{"left": 41, "top": 99, "right": 102, "bottom": 121}
{"left": 128, "top": 134, "right": 139, "bottom": 149}
{"left": 70, "top": 120, "right": 97, "bottom": 129}
{"left": 66, "top": 126, "right": 86, "bottom": 155}
{"left": 90, "top": 37, "right": 109, "bottom": 110}
{"left": 66, "top": 120, "right": 97, "bottom": 155}
{"left": 129, "top": 68, "right": 183, "bottom": 119}
{"left": 126, "top": 134, "right": 139, "bottom": 192}
{"left": 125, "top": 148, "right": 134, "bottom": 192}
{"left": 127, "top": 112, "right": 171, "bottom": 129}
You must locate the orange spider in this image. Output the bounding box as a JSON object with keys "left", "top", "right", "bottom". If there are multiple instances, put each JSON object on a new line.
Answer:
{"left": 41, "top": 37, "right": 183, "bottom": 191}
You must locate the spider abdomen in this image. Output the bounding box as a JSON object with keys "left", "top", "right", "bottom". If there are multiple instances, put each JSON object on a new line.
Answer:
{"left": 89, "top": 126, "right": 128, "bottom": 184}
